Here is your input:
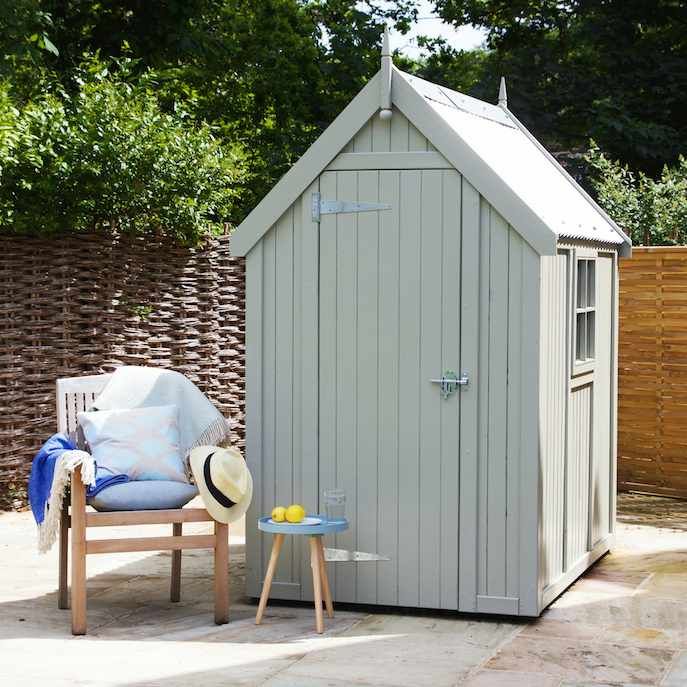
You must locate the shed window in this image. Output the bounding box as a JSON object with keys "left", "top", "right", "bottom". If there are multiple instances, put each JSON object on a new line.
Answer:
{"left": 574, "top": 258, "right": 595, "bottom": 364}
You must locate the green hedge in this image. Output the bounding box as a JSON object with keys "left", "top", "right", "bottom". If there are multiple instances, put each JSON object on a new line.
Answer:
{"left": 0, "top": 61, "right": 245, "bottom": 244}
{"left": 586, "top": 142, "right": 687, "bottom": 246}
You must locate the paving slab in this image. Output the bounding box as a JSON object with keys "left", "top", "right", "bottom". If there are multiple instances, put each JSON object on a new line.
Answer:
{"left": 1, "top": 493, "right": 686, "bottom": 687}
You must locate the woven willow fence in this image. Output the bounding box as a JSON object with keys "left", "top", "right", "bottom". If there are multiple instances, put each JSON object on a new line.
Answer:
{"left": 0, "top": 232, "right": 245, "bottom": 503}
{"left": 619, "top": 246, "right": 687, "bottom": 498}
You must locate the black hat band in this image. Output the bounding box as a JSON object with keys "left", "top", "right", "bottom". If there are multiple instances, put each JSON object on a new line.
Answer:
{"left": 203, "top": 452, "right": 237, "bottom": 508}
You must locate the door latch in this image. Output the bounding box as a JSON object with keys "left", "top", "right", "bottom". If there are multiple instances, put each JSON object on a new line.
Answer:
{"left": 430, "top": 370, "right": 469, "bottom": 399}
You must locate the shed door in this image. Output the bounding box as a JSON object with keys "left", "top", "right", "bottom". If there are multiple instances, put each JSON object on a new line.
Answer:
{"left": 318, "top": 168, "right": 466, "bottom": 609}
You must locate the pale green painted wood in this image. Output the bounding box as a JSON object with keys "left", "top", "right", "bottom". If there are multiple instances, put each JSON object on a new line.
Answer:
{"left": 390, "top": 107, "right": 409, "bottom": 151}
{"left": 240, "top": 94, "right": 618, "bottom": 616}
{"left": 518, "top": 243, "right": 541, "bottom": 615}
{"left": 232, "top": 73, "right": 380, "bottom": 255}
{"left": 477, "top": 199, "right": 490, "bottom": 597}
{"left": 372, "top": 113, "right": 391, "bottom": 151}
{"left": 296, "top": 180, "right": 320, "bottom": 601}
{"left": 408, "top": 122, "right": 426, "bottom": 151}
{"left": 538, "top": 251, "right": 569, "bottom": 589}
{"left": 261, "top": 225, "right": 278, "bottom": 583}
{"left": 458, "top": 178, "right": 481, "bottom": 612}
{"left": 326, "top": 151, "right": 451, "bottom": 171}
{"left": 356, "top": 169, "right": 380, "bottom": 603}
{"left": 592, "top": 254, "right": 613, "bottom": 545}
{"left": 333, "top": 169, "right": 359, "bottom": 603}
{"left": 391, "top": 71, "right": 557, "bottom": 256}
{"left": 505, "top": 229, "right": 523, "bottom": 601}
{"left": 353, "top": 119, "right": 373, "bottom": 152}
{"left": 487, "top": 209, "right": 509, "bottom": 598}
{"left": 317, "top": 171, "right": 338, "bottom": 597}
{"left": 566, "top": 383, "right": 592, "bottom": 565}
{"left": 244, "top": 242, "right": 263, "bottom": 598}
{"left": 397, "top": 169, "right": 422, "bottom": 607}
{"left": 418, "top": 169, "right": 444, "bottom": 608}
{"left": 275, "top": 209, "right": 295, "bottom": 582}
{"left": 439, "top": 170, "right": 461, "bottom": 609}
{"left": 376, "top": 170, "right": 401, "bottom": 606}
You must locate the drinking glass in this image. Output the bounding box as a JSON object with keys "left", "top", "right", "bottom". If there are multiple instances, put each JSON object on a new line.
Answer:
{"left": 323, "top": 488, "right": 346, "bottom": 521}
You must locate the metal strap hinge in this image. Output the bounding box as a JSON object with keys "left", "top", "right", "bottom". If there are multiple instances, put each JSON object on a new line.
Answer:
{"left": 311, "top": 192, "right": 391, "bottom": 222}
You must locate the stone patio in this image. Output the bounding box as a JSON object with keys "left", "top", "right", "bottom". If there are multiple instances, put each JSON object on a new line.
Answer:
{"left": 1, "top": 493, "right": 686, "bottom": 686}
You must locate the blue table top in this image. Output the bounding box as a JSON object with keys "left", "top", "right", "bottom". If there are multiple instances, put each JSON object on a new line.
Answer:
{"left": 258, "top": 515, "right": 349, "bottom": 535}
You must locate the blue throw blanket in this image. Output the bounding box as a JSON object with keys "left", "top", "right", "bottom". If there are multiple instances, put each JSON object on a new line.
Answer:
{"left": 29, "top": 433, "right": 129, "bottom": 525}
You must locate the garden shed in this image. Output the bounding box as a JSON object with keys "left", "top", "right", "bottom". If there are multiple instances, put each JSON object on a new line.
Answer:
{"left": 232, "top": 34, "right": 632, "bottom": 616}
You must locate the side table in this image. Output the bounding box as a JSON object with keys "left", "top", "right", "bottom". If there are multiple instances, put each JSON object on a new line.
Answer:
{"left": 255, "top": 516, "right": 349, "bottom": 633}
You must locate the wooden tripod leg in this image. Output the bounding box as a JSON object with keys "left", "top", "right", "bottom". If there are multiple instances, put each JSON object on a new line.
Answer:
{"left": 317, "top": 537, "right": 334, "bottom": 618}
{"left": 170, "top": 522, "right": 182, "bottom": 602}
{"left": 255, "top": 533, "right": 284, "bottom": 625}
{"left": 70, "top": 466, "right": 87, "bottom": 635}
{"left": 58, "top": 506, "right": 69, "bottom": 609}
{"left": 214, "top": 521, "right": 229, "bottom": 624}
{"left": 310, "top": 536, "right": 324, "bottom": 634}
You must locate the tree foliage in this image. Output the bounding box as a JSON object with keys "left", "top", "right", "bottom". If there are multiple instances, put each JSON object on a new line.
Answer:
{"left": 0, "top": 0, "right": 418, "bottom": 226}
{"left": 0, "top": 60, "right": 244, "bottom": 242}
{"left": 431, "top": 0, "right": 687, "bottom": 176}
{"left": 586, "top": 142, "right": 687, "bottom": 246}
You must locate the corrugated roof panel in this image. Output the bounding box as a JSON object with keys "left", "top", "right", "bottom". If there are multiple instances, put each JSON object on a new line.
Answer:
{"left": 399, "top": 72, "right": 624, "bottom": 246}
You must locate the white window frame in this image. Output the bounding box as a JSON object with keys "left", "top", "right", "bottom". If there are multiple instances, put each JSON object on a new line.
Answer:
{"left": 572, "top": 248, "right": 596, "bottom": 375}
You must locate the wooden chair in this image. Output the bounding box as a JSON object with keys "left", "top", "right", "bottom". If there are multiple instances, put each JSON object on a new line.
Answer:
{"left": 56, "top": 373, "right": 229, "bottom": 635}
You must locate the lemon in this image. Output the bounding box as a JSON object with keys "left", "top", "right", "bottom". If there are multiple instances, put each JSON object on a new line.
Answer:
{"left": 285, "top": 503, "right": 306, "bottom": 523}
{"left": 271, "top": 506, "right": 286, "bottom": 522}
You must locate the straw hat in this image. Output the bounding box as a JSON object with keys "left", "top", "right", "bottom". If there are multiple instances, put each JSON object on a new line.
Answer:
{"left": 189, "top": 446, "right": 253, "bottom": 524}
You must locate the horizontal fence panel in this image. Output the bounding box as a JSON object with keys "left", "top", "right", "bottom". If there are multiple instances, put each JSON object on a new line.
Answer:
{"left": 618, "top": 246, "right": 687, "bottom": 497}
{"left": 0, "top": 231, "right": 245, "bottom": 504}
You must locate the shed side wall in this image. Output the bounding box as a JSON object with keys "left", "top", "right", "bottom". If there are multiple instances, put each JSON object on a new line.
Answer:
{"left": 538, "top": 245, "right": 617, "bottom": 608}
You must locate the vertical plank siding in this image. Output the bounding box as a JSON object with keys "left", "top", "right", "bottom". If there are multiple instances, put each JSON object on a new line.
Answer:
{"left": 566, "top": 384, "right": 592, "bottom": 564}
{"left": 538, "top": 253, "right": 569, "bottom": 588}
{"left": 242, "top": 110, "right": 618, "bottom": 615}
{"left": 618, "top": 247, "right": 687, "bottom": 498}
{"left": 245, "top": 194, "right": 319, "bottom": 601}
{"left": 538, "top": 246, "right": 617, "bottom": 604}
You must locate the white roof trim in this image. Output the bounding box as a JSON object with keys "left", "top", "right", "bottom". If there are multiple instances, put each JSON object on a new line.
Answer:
{"left": 231, "top": 72, "right": 380, "bottom": 256}
{"left": 501, "top": 108, "right": 631, "bottom": 256}
{"left": 391, "top": 69, "right": 556, "bottom": 256}
{"left": 232, "top": 65, "right": 629, "bottom": 258}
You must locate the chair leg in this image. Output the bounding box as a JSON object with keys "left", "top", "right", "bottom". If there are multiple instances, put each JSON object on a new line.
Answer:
{"left": 255, "top": 533, "right": 285, "bottom": 625}
{"left": 171, "top": 522, "right": 182, "bottom": 602}
{"left": 214, "top": 521, "right": 229, "bottom": 625}
{"left": 58, "top": 506, "right": 69, "bottom": 609}
{"left": 70, "top": 466, "right": 87, "bottom": 635}
{"left": 310, "top": 536, "right": 324, "bottom": 634}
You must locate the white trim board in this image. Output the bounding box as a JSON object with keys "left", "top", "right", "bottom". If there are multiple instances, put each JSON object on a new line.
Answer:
{"left": 231, "top": 65, "right": 630, "bottom": 257}
{"left": 231, "top": 73, "right": 381, "bottom": 256}
{"left": 326, "top": 151, "right": 451, "bottom": 171}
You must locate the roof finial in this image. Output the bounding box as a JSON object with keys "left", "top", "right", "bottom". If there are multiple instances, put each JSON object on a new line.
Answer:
{"left": 379, "top": 24, "right": 393, "bottom": 120}
{"left": 382, "top": 23, "right": 390, "bottom": 58}
{"left": 498, "top": 76, "right": 508, "bottom": 108}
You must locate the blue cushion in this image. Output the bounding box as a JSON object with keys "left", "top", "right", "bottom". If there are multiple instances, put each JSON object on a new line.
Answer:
{"left": 88, "top": 480, "right": 198, "bottom": 512}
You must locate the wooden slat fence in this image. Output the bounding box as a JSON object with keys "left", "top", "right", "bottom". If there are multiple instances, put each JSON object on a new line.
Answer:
{"left": 619, "top": 246, "right": 687, "bottom": 497}
{"left": 0, "top": 231, "right": 245, "bottom": 507}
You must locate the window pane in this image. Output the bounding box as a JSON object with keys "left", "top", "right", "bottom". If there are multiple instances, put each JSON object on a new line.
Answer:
{"left": 576, "top": 260, "right": 586, "bottom": 308}
{"left": 587, "top": 311, "right": 595, "bottom": 359}
{"left": 586, "top": 261, "right": 595, "bottom": 307}
{"left": 576, "top": 312, "right": 586, "bottom": 361}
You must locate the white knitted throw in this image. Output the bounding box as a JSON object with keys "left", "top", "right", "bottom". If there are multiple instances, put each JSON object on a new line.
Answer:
{"left": 38, "top": 450, "right": 95, "bottom": 554}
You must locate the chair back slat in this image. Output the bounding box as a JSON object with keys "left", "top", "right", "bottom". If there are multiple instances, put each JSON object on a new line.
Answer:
{"left": 56, "top": 374, "right": 112, "bottom": 447}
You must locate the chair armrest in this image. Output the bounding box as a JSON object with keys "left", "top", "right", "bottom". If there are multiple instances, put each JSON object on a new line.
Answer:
{"left": 71, "top": 465, "right": 88, "bottom": 512}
